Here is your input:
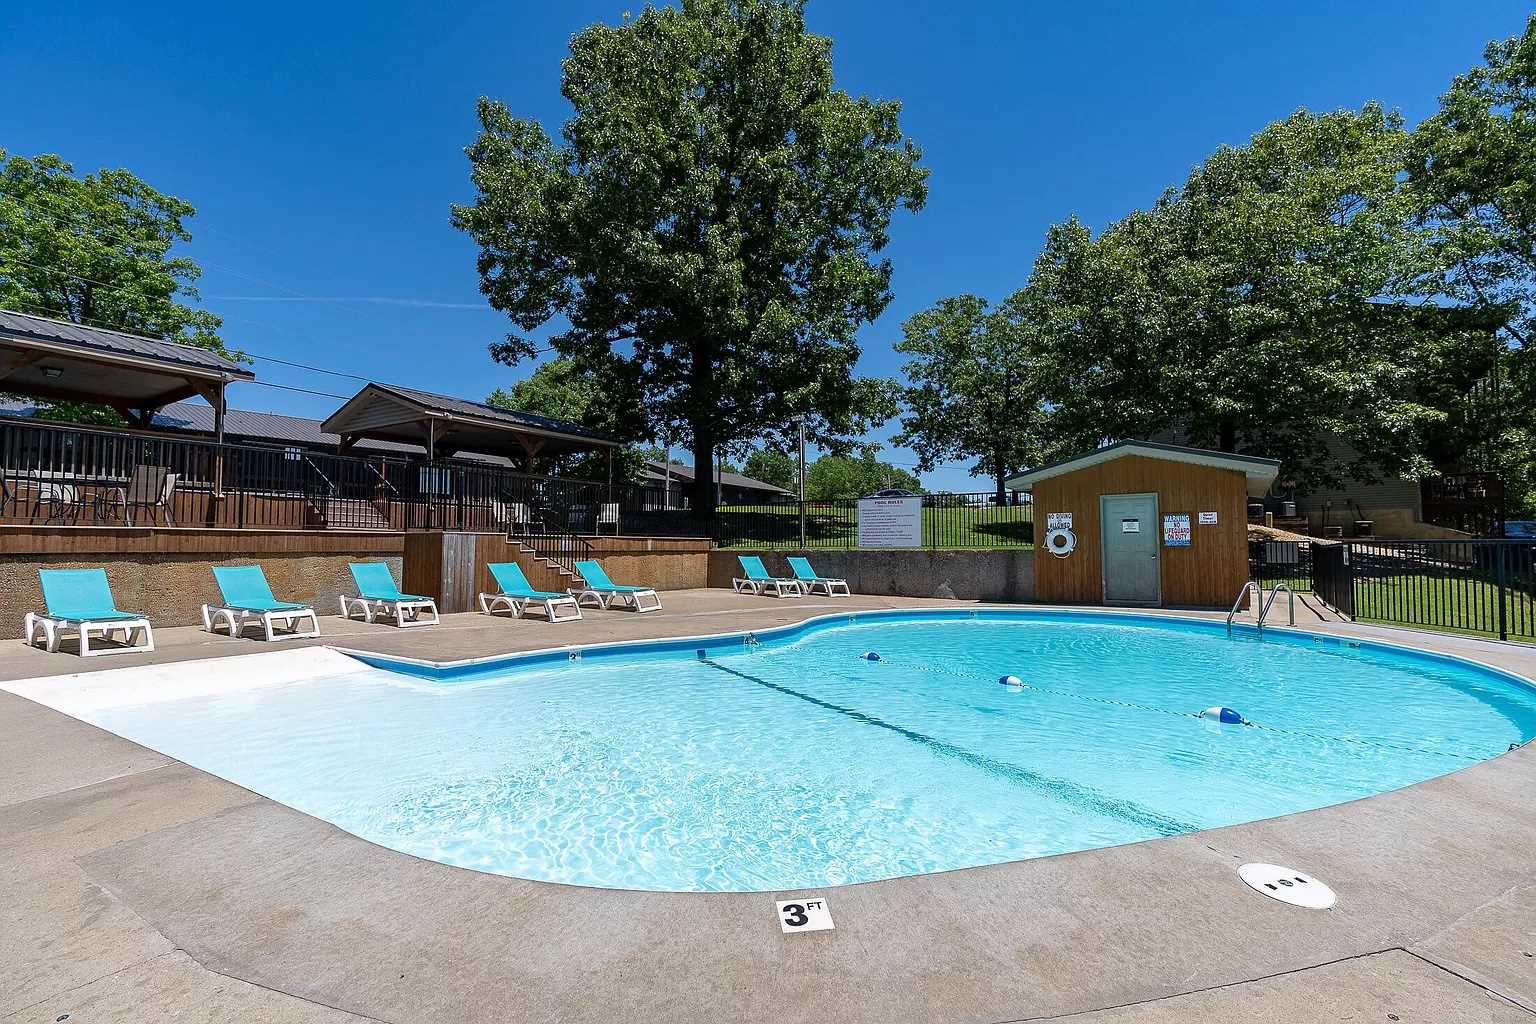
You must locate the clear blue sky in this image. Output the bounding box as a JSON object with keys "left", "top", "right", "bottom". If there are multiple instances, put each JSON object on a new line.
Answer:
{"left": 2, "top": 1, "right": 1528, "bottom": 489}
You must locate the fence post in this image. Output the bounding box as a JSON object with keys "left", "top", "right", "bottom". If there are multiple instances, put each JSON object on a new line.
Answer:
{"left": 1496, "top": 542, "right": 1509, "bottom": 643}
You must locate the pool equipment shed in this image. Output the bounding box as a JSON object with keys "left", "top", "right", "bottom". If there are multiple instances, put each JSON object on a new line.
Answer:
{"left": 1006, "top": 441, "right": 1280, "bottom": 608}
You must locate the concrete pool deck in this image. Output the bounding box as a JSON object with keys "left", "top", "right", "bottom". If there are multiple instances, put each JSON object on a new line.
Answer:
{"left": 2, "top": 589, "right": 1533, "bottom": 1023}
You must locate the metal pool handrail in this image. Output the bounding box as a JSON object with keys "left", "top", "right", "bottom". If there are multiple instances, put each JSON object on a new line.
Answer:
{"left": 1227, "top": 581, "right": 1295, "bottom": 633}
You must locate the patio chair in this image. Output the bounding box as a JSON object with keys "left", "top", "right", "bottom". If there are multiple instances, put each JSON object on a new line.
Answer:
{"left": 339, "top": 562, "right": 440, "bottom": 627}
{"left": 493, "top": 498, "right": 532, "bottom": 533}
{"left": 479, "top": 561, "right": 582, "bottom": 622}
{"left": 597, "top": 502, "right": 620, "bottom": 534}
{"left": 732, "top": 555, "right": 804, "bottom": 598}
{"left": 33, "top": 481, "right": 84, "bottom": 523}
{"left": 787, "top": 556, "right": 850, "bottom": 597}
{"left": 110, "top": 464, "right": 175, "bottom": 526}
{"left": 25, "top": 568, "right": 154, "bottom": 657}
{"left": 202, "top": 565, "right": 321, "bottom": 641}
{"left": 571, "top": 559, "right": 661, "bottom": 612}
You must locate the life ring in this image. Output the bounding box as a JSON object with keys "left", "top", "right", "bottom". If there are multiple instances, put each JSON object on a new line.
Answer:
{"left": 1045, "top": 527, "right": 1076, "bottom": 557}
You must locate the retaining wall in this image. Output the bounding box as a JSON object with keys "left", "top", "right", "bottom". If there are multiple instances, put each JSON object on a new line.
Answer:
{"left": 0, "top": 527, "right": 404, "bottom": 637}
{"left": 708, "top": 548, "right": 1035, "bottom": 602}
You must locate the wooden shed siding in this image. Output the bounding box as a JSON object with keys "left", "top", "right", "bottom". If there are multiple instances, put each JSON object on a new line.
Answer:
{"left": 1032, "top": 455, "right": 1249, "bottom": 607}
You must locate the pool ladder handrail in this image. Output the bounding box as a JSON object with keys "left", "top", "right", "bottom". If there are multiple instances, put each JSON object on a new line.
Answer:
{"left": 1226, "top": 582, "right": 1295, "bottom": 633}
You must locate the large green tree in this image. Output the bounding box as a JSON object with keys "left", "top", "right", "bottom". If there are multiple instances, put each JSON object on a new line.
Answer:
{"left": 453, "top": 0, "right": 926, "bottom": 515}
{"left": 1409, "top": 13, "right": 1536, "bottom": 516}
{"left": 894, "top": 293, "right": 1054, "bottom": 502}
{"left": 0, "top": 151, "right": 230, "bottom": 423}
{"left": 1025, "top": 106, "right": 1502, "bottom": 492}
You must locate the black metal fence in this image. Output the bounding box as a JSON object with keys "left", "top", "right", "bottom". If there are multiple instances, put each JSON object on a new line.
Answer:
{"left": 1251, "top": 538, "right": 1536, "bottom": 642}
{"left": 0, "top": 418, "right": 688, "bottom": 541}
{"left": 714, "top": 494, "right": 1033, "bottom": 549}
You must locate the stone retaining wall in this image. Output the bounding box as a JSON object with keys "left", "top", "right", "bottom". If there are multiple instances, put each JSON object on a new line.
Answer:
{"left": 707, "top": 548, "right": 1035, "bottom": 602}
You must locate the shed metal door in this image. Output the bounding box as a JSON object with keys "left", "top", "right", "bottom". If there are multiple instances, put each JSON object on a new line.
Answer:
{"left": 1101, "top": 493, "right": 1160, "bottom": 605}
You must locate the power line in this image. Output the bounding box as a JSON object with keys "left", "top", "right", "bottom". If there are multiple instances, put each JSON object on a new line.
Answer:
{"left": 244, "top": 380, "right": 353, "bottom": 400}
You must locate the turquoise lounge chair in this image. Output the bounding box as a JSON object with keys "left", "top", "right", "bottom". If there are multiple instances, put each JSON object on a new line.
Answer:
{"left": 25, "top": 568, "right": 154, "bottom": 657}
{"left": 571, "top": 559, "right": 661, "bottom": 612}
{"left": 202, "top": 565, "right": 320, "bottom": 641}
{"left": 786, "top": 556, "right": 850, "bottom": 597}
{"left": 732, "top": 555, "right": 804, "bottom": 598}
{"left": 340, "top": 562, "right": 439, "bottom": 628}
{"left": 480, "top": 562, "right": 582, "bottom": 622}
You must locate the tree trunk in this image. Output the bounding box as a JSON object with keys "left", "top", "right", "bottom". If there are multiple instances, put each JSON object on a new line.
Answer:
{"left": 1218, "top": 418, "right": 1237, "bottom": 453}
{"left": 687, "top": 330, "right": 719, "bottom": 519}
{"left": 690, "top": 424, "right": 717, "bottom": 519}
{"left": 993, "top": 453, "right": 1008, "bottom": 506}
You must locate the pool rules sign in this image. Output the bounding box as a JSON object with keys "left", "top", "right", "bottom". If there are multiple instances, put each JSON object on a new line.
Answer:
{"left": 857, "top": 496, "right": 923, "bottom": 548}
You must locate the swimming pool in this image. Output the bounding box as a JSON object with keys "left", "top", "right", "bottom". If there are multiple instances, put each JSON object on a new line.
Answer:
{"left": 15, "top": 610, "right": 1536, "bottom": 892}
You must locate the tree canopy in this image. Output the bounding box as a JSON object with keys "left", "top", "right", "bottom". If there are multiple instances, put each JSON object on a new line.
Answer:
{"left": 487, "top": 358, "right": 646, "bottom": 480}
{"left": 805, "top": 448, "right": 920, "bottom": 501}
{"left": 1021, "top": 106, "right": 1504, "bottom": 492}
{"left": 0, "top": 151, "right": 230, "bottom": 422}
{"left": 894, "top": 293, "right": 1054, "bottom": 501}
{"left": 1408, "top": 13, "right": 1536, "bottom": 514}
{"left": 742, "top": 447, "right": 797, "bottom": 491}
{"left": 453, "top": 0, "right": 926, "bottom": 514}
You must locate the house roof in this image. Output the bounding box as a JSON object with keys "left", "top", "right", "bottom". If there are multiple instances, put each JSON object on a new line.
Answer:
{"left": 1005, "top": 440, "right": 1281, "bottom": 495}
{"left": 0, "top": 308, "right": 254, "bottom": 411}
{"left": 640, "top": 459, "right": 792, "bottom": 495}
{"left": 0, "top": 398, "right": 512, "bottom": 464}
{"left": 0, "top": 309, "right": 252, "bottom": 378}
{"left": 321, "top": 382, "right": 616, "bottom": 458}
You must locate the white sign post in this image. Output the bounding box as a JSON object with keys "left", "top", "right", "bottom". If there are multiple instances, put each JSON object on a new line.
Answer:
{"left": 857, "top": 496, "right": 923, "bottom": 548}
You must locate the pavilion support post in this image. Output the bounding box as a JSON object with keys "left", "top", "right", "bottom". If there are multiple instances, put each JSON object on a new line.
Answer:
{"left": 213, "top": 382, "right": 226, "bottom": 498}
{"left": 427, "top": 418, "right": 437, "bottom": 530}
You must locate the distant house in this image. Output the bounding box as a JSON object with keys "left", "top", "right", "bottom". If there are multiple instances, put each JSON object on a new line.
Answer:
{"left": 0, "top": 398, "right": 510, "bottom": 465}
{"left": 639, "top": 459, "right": 792, "bottom": 507}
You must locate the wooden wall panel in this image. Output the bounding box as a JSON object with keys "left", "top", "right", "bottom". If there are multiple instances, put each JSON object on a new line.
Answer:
{"left": 1033, "top": 455, "right": 1248, "bottom": 608}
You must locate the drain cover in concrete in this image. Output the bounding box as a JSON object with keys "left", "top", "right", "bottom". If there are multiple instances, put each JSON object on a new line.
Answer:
{"left": 1238, "top": 863, "right": 1336, "bottom": 909}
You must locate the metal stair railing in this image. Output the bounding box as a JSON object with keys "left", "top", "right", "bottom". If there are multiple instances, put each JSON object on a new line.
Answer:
{"left": 1227, "top": 582, "right": 1295, "bottom": 634}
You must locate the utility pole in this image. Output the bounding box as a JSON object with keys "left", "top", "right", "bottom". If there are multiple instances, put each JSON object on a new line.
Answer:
{"left": 794, "top": 415, "right": 807, "bottom": 550}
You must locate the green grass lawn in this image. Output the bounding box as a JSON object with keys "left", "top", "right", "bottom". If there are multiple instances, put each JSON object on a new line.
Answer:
{"left": 1351, "top": 574, "right": 1536, "bottom": 641}
{"left": 714, "top": 504, "right": 1033, "bottom": 550}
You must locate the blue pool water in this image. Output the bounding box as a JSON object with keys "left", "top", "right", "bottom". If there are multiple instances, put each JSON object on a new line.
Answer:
{"left": 81, "top": 611, "right": 1536, "bottom": 891}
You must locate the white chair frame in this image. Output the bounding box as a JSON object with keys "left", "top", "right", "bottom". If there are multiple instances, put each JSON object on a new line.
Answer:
{"left": 201, "top": 604, "right": 321, "bottom": 641}
{"left": 732, "top": 576, "right": 804, "bottom": 598}
{"left": 800, "top": 577, "right": 851, "bottom": 597}
{"left": 478, "top": 591, "right": 583, "bottom": 622}
{"left": 570, "top": 585, "right": 661, "bottom": 613}
{"left": 338, "top": 595, "right": 440, "bottom": 628}
{"left": 23, "top": 613, "right": 154, "bottom": 657}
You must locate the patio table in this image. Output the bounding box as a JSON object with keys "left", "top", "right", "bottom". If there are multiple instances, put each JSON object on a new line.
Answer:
{"left": 2, "top": 472, "right": 131, "bottom": 523}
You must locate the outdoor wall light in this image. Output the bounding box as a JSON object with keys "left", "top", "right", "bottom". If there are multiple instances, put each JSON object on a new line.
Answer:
{"left": 41, "top": 366, "right": 63, "bottom": 379}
